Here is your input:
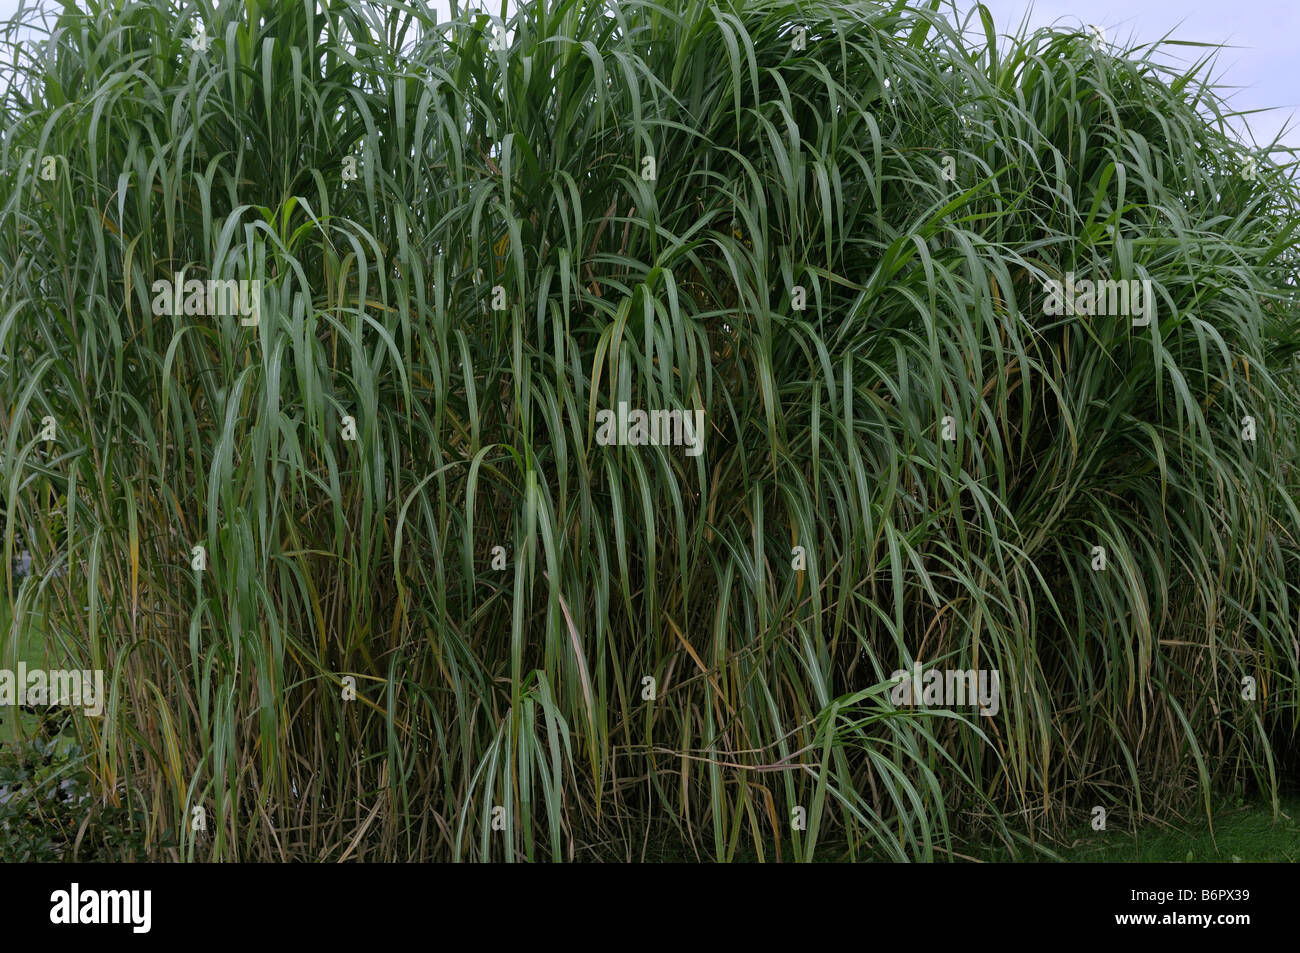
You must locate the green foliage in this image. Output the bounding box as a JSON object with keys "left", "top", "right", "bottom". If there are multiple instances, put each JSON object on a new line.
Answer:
{"left": 0, "top": 0, "right": 1297, "bottom": 860}
{"left": 1013, "top": 797, "right": 1300, "bottom": 863}
{"left": 0, "top": 712, "right": 152, "bottom": 860}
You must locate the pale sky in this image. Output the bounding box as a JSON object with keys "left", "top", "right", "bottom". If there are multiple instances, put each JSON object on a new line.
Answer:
{"left": 1, "top": 0, "right": 1294, "bottom": 153}
{"left": 956, "top": 0, "right": 1298, "bottom": 153}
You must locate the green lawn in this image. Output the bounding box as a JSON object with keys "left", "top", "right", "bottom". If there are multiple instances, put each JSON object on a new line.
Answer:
{"left": 1045, "top": 799, "right": 1300, "bottom": 863}
{"left": 0, "top": 594, "right": 51, "bottom": 744}
{"left": 5, "top": 585, "right": 1297, "bottom": 862}
{"left": 621, "top": 797, "right": 1300, "bottom": 862}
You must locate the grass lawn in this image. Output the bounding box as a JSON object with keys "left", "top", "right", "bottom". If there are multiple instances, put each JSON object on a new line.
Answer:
{"left": 1046, "top": 799, "right": 1300, "bottom": 863}
{"left": 0, "top": 594, "right": 51, "bottom": 744}
{"left": 4, "top": 586, "right": 1297, "bottom": 862}
{"left": 625, "top": 797, "right": 1300, "bottom": 862}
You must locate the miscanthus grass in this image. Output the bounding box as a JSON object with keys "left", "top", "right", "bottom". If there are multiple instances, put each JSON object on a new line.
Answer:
{"left": 0, "top": 0, "right": 1297, "bottom": 860}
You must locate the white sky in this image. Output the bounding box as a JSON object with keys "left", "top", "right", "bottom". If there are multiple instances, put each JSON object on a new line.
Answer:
{"left": 957, "top": 0, "right": 1298, "bottom": 152}
{"left": 0, "top": 0, "right": 1294, "bottom": 152}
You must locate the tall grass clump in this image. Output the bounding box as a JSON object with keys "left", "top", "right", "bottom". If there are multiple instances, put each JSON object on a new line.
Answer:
{"left": 1, "top": 0, "right": 1297, "bottom": 860}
